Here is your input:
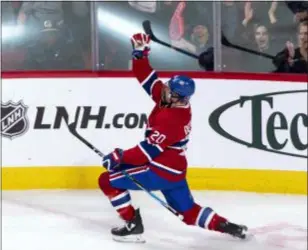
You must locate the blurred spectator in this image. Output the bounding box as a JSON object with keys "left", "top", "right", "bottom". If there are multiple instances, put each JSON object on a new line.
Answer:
{"left": 97, "top": 1, "right": 203, "bottom": 71}
{"left": 2, "top": 1, "right": 91, "bottom": 71}
{"left": 21, "top": 20, "right": 85, "bottom": 70}
{"left": 239, "top": 1, "right": 295, "bottom": 44}
{"left": 168, "top": 1, "right": 214, "bottom": 61}
{"left": 190, "top": 2, "right": 213, "bottom": 37}
{"left": 285, "top": 1, "right": 308, "bottom": 23}
{"left": 221, "top": 1, "right": 301, "bottom": 73}
{"left": 17, "top": 1, "right": 64, "bottom": 41}
{"left": 254, "top": 25, "right": 271, "bottom": 52}
{"left": 240, "top": 24, "right": 278, "bottom": 72}
{"left": 171, "top": 24, "right": 211, "bottom": 55}
{"left": 160, "top": 1, "right": 212, "bottom": 69}
{"left": 3, "top": 1, "right": 306, "bottom": 74}
{"left": 17, "top": 2, "right": 63, "bottom": 24}
{"left": 190, "top": 25, "right": 211, "bottom": 54}
{"left": 273, "top": 20, "right": 308, "bottom": 73}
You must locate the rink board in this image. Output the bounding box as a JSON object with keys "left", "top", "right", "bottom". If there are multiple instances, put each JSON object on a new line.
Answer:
{"left": 2, "top": 166, "right": 307, "bottom": 194}
{"left": 1, "top": 73, "right": 307, "bottom": 194}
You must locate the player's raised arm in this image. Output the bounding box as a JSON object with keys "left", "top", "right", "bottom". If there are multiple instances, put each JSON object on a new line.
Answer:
{"left": 131, "top": 33, "right": 164, "bottom": 103}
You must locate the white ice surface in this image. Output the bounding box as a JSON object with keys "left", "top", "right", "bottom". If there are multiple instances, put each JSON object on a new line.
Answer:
{"left": 2, "top": 190, "right": 307, "bottom": 250}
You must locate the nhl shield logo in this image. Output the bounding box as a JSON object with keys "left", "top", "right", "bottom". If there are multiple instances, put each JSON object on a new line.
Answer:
{"left": 1, "top": 101, "right": 29, "bottom": 139}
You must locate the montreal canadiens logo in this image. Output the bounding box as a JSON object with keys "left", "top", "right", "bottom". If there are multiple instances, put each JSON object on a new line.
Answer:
{"left": 1, "top": 100, "right": 29, "bottom": 139}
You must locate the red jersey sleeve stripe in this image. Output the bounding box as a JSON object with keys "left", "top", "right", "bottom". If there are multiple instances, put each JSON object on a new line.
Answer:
{"left": 150, "top": 161, "right": 183, "bottom": 175}
{"left": 132, "top": 57, "right": 154, "bottom": 83}
{"left": 137, "top": 143, "right": 152, "bottom": 161}
{"left": 139, "top": 140, "right": 163, "bottom": 160}
{"left": 146, "top": 138, "right": 163, "bottom": 152}
{"left": 141, "top": 70, "right": 158, "bottom": 96}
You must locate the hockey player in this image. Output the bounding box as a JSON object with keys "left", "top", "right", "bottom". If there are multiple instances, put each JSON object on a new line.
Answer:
{"left": 98, "top": 33, "right": 249, "bottom": 243}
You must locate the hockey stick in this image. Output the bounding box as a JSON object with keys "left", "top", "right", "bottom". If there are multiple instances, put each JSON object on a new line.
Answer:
{"left": 67, "top": 122, "right": 184, "bottom": 220}
{"left": 143, "top": 20, "right": 275, "bottom": 60}
{"left": 221, "top": 33, "right": 274, "bottom": 59}
{"left": 142, "top": 20, "right": 199, "bottom": 59}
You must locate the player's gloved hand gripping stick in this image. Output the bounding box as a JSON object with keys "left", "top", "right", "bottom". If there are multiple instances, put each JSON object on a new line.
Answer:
{"left": 67, "top": 122, "right": 184, "bottom": 220}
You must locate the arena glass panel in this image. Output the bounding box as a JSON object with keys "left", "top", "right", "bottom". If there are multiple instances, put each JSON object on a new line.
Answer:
{"left": 96, "top": 1, "right": 214, "bottom": 71}
{"left": 220, "top": 1, "right": 308, "bottom": 74}
{"left": 1, "top": 1, "right": 92, "bottom": 71}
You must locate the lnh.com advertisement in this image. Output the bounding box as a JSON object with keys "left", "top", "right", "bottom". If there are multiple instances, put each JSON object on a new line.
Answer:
{"left": 1, "top": 102, "right": 147, "bottom": 139}
{"left": 1, "top": 77, "right": 307, "bottom": 171}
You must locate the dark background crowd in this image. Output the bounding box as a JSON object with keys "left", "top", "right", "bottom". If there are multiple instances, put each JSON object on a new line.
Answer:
{"left": 1, "top": 1, "right": 307, "bottom": 74}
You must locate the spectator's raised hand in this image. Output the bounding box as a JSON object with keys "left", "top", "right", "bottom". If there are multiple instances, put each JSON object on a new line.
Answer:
{"left": 269, "top": 13, "right": 277, "bottom": 24}
{"left": 242, "top": 1, "right": 254, "bottom": 27}
{"left": 286, "top": 41, "right": 295, "bottom": 65}
{"left": 268, "top": 1, "right": 278, "bottom": 24}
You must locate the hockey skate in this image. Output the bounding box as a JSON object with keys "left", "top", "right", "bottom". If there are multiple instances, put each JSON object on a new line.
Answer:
{"left": 218, "top": 221, "right": 252, "bottom": 240}
{"left": 111, "top": 208, "right": 145, "bottom": 243}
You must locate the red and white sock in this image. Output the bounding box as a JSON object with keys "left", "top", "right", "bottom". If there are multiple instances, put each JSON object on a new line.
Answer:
{"left": 195, "top": 207, "right": 227, "bottom": 232}
{"left": 109, "top": 190, "right": 135, "bottom": 221}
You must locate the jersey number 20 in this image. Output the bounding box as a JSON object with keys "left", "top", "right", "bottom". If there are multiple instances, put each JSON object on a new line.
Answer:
{"left": 150, "top": 131, "right": 166, "bottom": 144}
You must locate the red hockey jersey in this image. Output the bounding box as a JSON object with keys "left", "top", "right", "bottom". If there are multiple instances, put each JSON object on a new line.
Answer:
{"left": 122, "top": 57, "right": 192, "bottom": 182}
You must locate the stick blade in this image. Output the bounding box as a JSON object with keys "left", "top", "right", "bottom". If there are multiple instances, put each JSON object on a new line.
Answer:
{"left": 142, "top": 20, "right": 153, "bottom": 36}
{"left": 67, "top": 122, "right": 81, "bottom": 138}
{"left": 67, "top": 122, "right": 76, "bottom": 131}
{"left": 142, "top": 20, "right": 198, "bottom": 59}
{"left": 142, "top": 20, "right": 158, "bottom": 41}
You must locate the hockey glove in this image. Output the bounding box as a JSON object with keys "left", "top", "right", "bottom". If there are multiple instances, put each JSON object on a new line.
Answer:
{"left": 102, "top": 148, "right": 123, "bottom": 171}
{"left": 131, "top": 33, "right": 150, "bottom": 59}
